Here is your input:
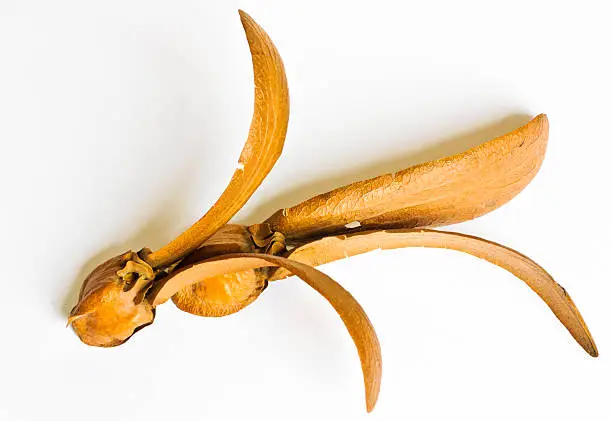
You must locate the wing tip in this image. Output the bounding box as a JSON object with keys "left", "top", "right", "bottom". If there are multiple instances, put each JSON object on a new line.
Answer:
{"left": 238, "top": 9, "right": 249, "bottom": 20}
{"left": 238, "top": 9, "right": 259, "bottom": 35}
{"left": 583, "top": 338, "right": 599, "bottom": 358}
{"left": 365, "top": 381, "right": 381, "bottom": 413}
{"left": 238, "top": 10, "right": 257, "bottom": 38}
{"left": 534, "top": 113, "right": 549, "bottom": 132}
{"left": 366, "top": 386, "right": 380, "bottom": 412}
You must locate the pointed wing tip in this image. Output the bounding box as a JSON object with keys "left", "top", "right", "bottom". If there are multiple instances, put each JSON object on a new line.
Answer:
{"left": 516, "top": 113, "right": 548, "bottom": 140}
{"left": 364, "top": 346, "right": 382, "bottom": 413}
{"left": 366, "top": 394, "right": 379, "bottom": 413}
{"left": 368, "top": 371, "right": 382, "bottom": 412}
{"left": 574, "top": 324, "right": 598, "bottom": 357}
{"left": 584, "top": 340, "right": 599, "bottom": 358}
{"left": 563, "top": 291, "right": 598, "bottom": 358}
{"left": 533, "top": 113, "right": 549, "bottom": 133}
{"left": 238, "top": 9, "right": 254, "bottom": 28}
{"left": 237, "top": 10, "right": 264, "bottom": 47}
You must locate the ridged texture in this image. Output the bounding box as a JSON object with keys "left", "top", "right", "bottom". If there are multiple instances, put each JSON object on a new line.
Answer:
{"left": 150, "top": 253, "right": 382, "bottom": 412}
{"left": 147, "top": 10, "right": 290, "bottom": 268}
{"left": 269, "top": 228, "right": 597, "bottom": 357}
{"left": 66, "top": 10, "right": 596, "bottom": 414}
{"left": 265, "top": 114, "right": 548, "bottom": 240}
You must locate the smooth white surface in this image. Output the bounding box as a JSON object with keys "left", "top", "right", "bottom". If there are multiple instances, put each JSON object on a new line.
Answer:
{"left": 1, "top": 1, "right": 610, "bottom": 420}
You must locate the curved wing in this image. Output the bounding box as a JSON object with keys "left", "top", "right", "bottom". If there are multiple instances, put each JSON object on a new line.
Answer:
{"left": 270, "top": 228, "right": 597, "bottom": 357}
{"left": 149, "top": 253, "right": 382, "bottom": 412}
{"left": 264, "top": 115, "right": 548, "bottom": 240}
{"left": 147, "top": 11, "right": 290, "bottom": 268}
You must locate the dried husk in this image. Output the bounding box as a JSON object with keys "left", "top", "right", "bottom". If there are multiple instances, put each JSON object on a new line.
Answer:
{"left": 173, "top": 115, "right": 551, "bottom": 320}
{"left": 65, "top": 9, "right": 597, "bottom": 414}
{"left": 171, "top": 224, "right": 289, "bottom": 316}
{"left": 146, "top": 226, "right": 597, "bottom": 410}
{"left": 268, "top": 228, "right": 598, "bottom": 357}
{"left": 264, "top": 114, "right": 549, "bottom": 240}
{"left": 70, "top": 10, "right": 289, "bottom": 343}
{"left": 149, "top": 253, "right": 382, "bottom": 412}
{"left": 146, "top": 10, "right": 290, "bottom": 269}
{"left": 68, "top": 251, "right": 156, "bottom": 347}
{"left": 171, "top": 225, "right": 269, "bottom": 316}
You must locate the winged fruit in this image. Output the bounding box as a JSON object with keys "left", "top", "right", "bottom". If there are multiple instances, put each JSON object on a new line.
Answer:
{"left": 68, "top": 10, "right": 597, "bottom": 414}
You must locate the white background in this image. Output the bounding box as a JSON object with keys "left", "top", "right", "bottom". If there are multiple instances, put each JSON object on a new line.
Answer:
{"left": 1, "top": 1, "right": 610, "bottom": 420}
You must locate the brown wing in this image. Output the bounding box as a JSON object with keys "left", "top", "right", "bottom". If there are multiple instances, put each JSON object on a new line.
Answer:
{"left": 270, "top": 228, "right": 597, "bottom": 357}
{"left": 147, "top": 11, "right": 290, "bottom": 268}
{"left": 264, "top": 115, "right": 548, "bottom": 240}
{"left": 149, "top": 253, "right": 382, "bottom": 412}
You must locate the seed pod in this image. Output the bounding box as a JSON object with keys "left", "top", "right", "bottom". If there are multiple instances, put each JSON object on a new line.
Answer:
{"left": 170, "top": 224, "right": 290, "bottom": 317}
{"left": 68, "top": 251, "right": 155, "bottom": 347}
{"left": 64, "top": 10, "right": 597, "bottom": 414}
{"left": 69, "top": 10, "right": 290, "bottom": 343}
{"left": 171, "top": 225, "right": 268, "bottom": 316}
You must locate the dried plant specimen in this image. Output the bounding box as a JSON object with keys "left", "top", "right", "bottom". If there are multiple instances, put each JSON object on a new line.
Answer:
{"left": 68, "top": 10, "right": 597, "bottom": 413}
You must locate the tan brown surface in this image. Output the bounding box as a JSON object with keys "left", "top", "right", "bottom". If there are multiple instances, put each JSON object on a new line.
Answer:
{"left": 264, "top": 114, "right": 548, "bottom": 240}
{"left": 66, "top": 10, "right": 597, "bottom": 414}
{"left": 270, "top": 228, "right": 597, "bottom": 357}
{"left": 174, "top": 113, "right": 549, "bottom": 320}
{"left": 147, "top": 10, "right": 290, "bottom": 268}
{"left": 172, "top": 270, "right": 266, "bottom": 317}
{"left": 68, "top": 10, "right": 289, "bottom": 346}
{"left": 169, "top": 224, "right": 267, "bottom": 316}
{"left": 68, "top": 251, "right": 155, "bottom": 347}
{"left": 151, "top": 253, "right": 381, "bottom": 412}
